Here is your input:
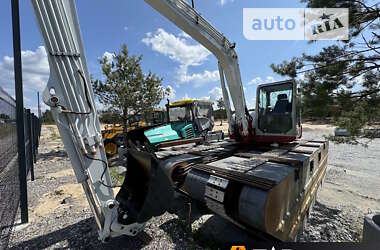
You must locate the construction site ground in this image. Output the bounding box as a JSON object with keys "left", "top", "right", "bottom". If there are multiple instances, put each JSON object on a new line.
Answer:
{"left": 8, "top": 123, "right": 380, "bottom": 249}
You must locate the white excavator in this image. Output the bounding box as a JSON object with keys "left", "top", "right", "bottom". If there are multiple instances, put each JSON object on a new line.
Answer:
{"left": 31, "top": 0, "right": 328, "bottom": 242}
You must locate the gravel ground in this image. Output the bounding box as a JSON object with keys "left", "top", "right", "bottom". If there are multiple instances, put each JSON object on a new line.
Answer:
{"left": 8, "top": 124, "right": 380, "bottom": 248}
{"left": 300, "top": 123, "right": 380, "bottom": 242}
{"left": 8, "top": 126, "right": 200, "bottom": 250}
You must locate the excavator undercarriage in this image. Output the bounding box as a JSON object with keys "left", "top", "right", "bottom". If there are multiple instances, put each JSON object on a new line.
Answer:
{"left": 117, "top": 138, "right": 328, "bottom": 241}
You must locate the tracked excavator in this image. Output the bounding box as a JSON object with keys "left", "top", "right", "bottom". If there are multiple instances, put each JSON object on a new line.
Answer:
{"left": 31, "top": 0, "right": 328, "bottom": 242}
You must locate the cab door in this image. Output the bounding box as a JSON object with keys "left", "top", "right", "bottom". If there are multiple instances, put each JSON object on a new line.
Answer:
{"left": 254, "top": 79, "right": 298, "bottom": 142}
{"left": 193, "top": 102, "right": 215, "bottom": 135}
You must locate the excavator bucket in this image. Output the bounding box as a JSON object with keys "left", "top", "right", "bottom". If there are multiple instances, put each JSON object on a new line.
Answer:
{"left": 115, "top": 148, "right": 175, "bottom": 223}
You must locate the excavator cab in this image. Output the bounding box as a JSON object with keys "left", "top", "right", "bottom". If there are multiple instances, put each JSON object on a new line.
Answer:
{"left": 143, "top": 99, "right": 214, "bottom": 147}
{"left": 167, "top": 99, "right": 215, "bottom": 135}
{"left": 255, "top": 80, "right": 300, "bottom": 142}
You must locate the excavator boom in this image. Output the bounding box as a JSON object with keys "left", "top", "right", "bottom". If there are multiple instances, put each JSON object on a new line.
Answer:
{"left": 31, "top": 0, "right": 144, "bottom": 240}
{"left": 144, "top": 0, "right": 248, "bottom": 136}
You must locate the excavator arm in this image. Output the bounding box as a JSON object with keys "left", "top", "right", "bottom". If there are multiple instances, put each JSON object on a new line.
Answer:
{"left": 31, "top": 0, "right": 144, "bottom": 241}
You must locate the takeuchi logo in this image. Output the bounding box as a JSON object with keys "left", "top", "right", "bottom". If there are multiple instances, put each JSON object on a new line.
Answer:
{"left": 311, "top": 12, "right": 345, "bottom": 35}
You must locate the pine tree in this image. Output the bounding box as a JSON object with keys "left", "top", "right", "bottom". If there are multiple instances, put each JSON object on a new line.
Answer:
{"left": 271, "top": 0, "right": 380, "bottom": 144}
{"left": 93, "top": 44, "right": 163, "bottom": 143}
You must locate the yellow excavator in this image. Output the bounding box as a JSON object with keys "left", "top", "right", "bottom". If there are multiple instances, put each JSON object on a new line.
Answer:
{"left": 102, "top": 123, "right": 144, "bottom": 157}
{"left": 101, "top": 109, "right": 166, "bottom": 157}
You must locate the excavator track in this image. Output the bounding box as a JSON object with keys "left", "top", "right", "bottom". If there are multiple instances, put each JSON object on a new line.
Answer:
{"left": 121, "top": 139, "right": 328, "bottom": 241}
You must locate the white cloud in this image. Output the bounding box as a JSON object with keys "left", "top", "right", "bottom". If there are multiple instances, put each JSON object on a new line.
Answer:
{"left": 247, "top": 76, "right": 276, "bottom": 86}
{"left": 178, "top": 66, "right": 219, "bottom": 84}
{"left": 353, "top": 74, "right": 365, "bottom": 85}
{"left": 178, "top": 31, "right": 191, "bottom": 39}
{"left": 200, "top": 96, "right": 211, "bottom": 101}
{"left": 103, "top": 51, "right": 115, "bottom": 62}
{"left": 142, "top": 28, "right": 210, "bottom": 66}
{"left": 0, "top": 46, "right": 49, "bottom": 94}
{"left": 142, "top": 28, "right": 218, "bottom": 85}
{"left": 247, "top": 77, "right": 262, "bottom": 86}
{"left": 208, "top": 86, "right": 223, "bottom": 100}
{"left": 297, "top": 73, "right": 305, "bottom": 81}
{"left": 246, "top": 98, "right": 256, "bottom": 110}
{"left": 266, "top": 76, "right": 275, "bottom": 82}
{"left": 0, "top": 46, "right": 49, "bottom": 113}
{"left": 164, "top": 85, "right": 176, "bottom": 99}
{"left": 220, "top": 0, "right": 234, "bottom": 6}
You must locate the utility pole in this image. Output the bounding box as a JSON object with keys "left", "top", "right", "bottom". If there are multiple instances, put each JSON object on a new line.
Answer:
{"left": 12, "top": 0, "right": 28, "bottom": 223}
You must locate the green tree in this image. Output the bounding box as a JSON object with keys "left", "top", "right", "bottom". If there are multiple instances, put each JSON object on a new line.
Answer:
{"left": 271, "top": 0, "right": 380, "bottom": 144}
{"left": 99, "top": 111, "right": 122, "bottom": 124}
{"left": 41, "top": 109, "right": 54, "bottom": 124}
{"left": 93, "top": 44, "right": 164, "bottom": 143}
{"left": 0, "top": 113, "right": 10, "bottom": 120}
{"left": 216, "top": 98, "right": 226, "bottom": 125}
{"left": 217, "top": 98, "right": 225, "bottom": 111}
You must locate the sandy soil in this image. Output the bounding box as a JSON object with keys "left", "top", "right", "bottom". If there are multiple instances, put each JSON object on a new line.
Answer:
{"left": 213, "top": 120, "right": 229, "bottom": 134}
{"left": 9, "top": 125, "right": 198, "bottom": 249}
{"left": 214, "top": 119, "right": 336, "bottom": 135}
{"left": 301, "top": 122, "right": 380, "bottom": 241}
{"left": 8, "top": 123, "right": 380, "bottom": 248}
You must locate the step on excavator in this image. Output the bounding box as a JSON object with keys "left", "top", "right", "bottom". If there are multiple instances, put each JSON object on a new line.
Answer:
{"left": 31, "top": 0, "right": 328, "bottom": 242}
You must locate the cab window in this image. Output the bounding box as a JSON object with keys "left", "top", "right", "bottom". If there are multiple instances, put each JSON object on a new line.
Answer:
{"left": 258, "top": 82, "right": 293, "bottom": 134}
{"left": 169, "top": 106, "right": 192, "bottom": 122}
{"left": 196, "top": 104, "right": 213, "bottom": 120}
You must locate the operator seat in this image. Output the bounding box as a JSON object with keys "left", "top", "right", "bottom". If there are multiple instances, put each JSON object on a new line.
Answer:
{"left": 273, "top": 94, "right": 290, "bottom": 113}
{"left": 259, "top": 93, "right": 293, "bottom": 134}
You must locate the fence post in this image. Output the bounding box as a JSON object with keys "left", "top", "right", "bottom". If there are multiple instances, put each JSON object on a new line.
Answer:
{"left": 35, "top": 116, "right": 38, "bottom": 161}
{"left": 12, "top": 0, "right": 28, "bottom": 224}
{"left": 27, "top": 110, "right": 35, "bottom": 181}
{"left": 32, "top": 115, "right": 36, "bottom": 163}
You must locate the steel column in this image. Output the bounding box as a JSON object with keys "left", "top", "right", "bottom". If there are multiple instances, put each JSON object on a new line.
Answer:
{"left": 12, "top": 0, "right": 28, "bottom": 223}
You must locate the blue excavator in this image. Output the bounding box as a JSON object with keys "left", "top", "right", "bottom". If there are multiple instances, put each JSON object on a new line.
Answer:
{"left": 143, "top": 99, "right": 222, "bottom": 148}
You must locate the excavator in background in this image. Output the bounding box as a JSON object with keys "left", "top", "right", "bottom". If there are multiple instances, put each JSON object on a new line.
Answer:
{"left": 103, "top": 99, "right": 218, "bottom": 156}
{"left": 142, "top": 98, "right": 223, "bottom": 149}
{"left": 102, "top": 116, "right": 146, "bottom": 157}
{"left": 147, "top": 108, "right": 167, "bottom": 126}
{"left": 31, "top": 0, "right": 328, "bottom": 242}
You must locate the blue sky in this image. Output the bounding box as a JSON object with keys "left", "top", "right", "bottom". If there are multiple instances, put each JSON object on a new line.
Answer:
{"left": 0, "top": 0, "right": 335, "bottom": 114}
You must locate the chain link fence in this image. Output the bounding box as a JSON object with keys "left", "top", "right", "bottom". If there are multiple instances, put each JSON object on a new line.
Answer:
{"left": 0, "top": 87, "right": 18, "bottom": 249}
{"left": 0, "top": 87, "right": 41, "bottom": 248}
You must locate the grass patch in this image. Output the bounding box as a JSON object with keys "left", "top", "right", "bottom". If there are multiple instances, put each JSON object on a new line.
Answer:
{"left": 0, "top": 123, "right": 15, "bottom": 138}
{"left": 355, "top": 225, "right": 363, "bottom": 242}
{"left": 109, "top": 167, "right": 125, "bottom": 186}
{"left": 51, "top": 131, "right": 61, "bottom": 140}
